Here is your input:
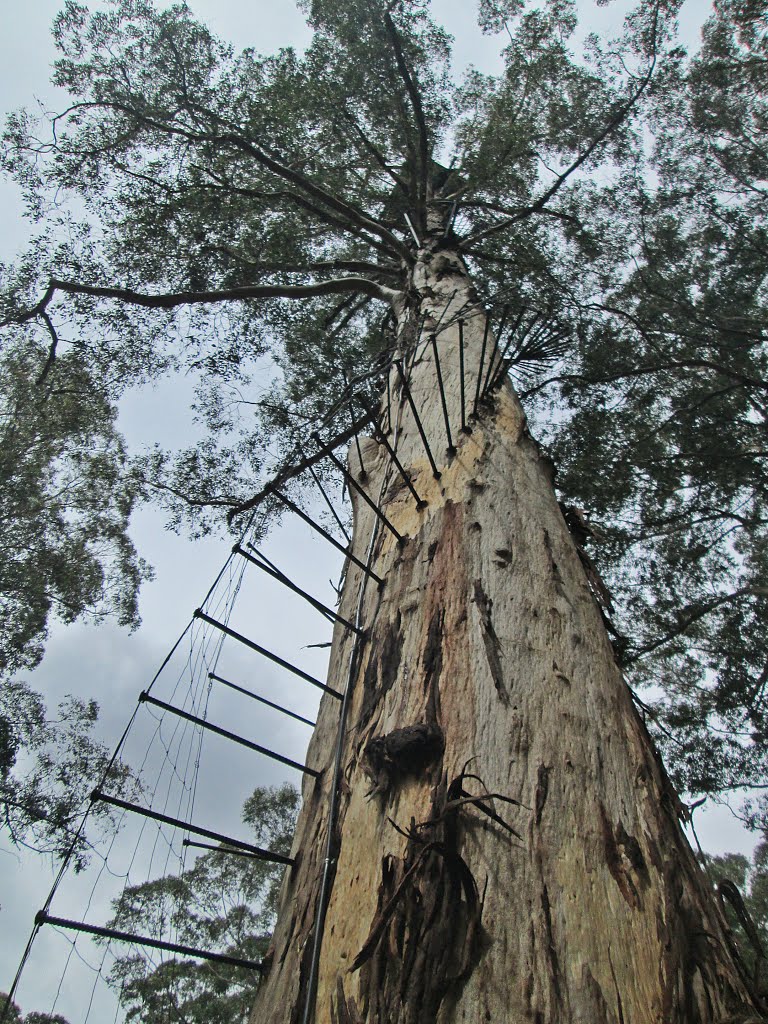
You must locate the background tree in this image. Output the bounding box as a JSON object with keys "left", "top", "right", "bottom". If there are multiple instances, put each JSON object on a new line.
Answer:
{"left": 0, "top": 678, "right": 132, "bottom": 867}
{"left": 0, "top": 328, "right": 149, "bottom": 680}
{"left": 0, "top": 317, "right": 148, "bottom": 856}
{"left": 0, "top": 993, "right": 70, "bottom": 1024}
{"left": 533, "top": 0, "right": 768, "bottom": 822}
{"left": 103, "top": 784, "right": 298, "bottom": 1024}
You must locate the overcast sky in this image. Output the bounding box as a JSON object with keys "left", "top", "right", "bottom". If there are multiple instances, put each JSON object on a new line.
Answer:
{"left": 0, "top": 0, "right": 757, "bottom": 1020}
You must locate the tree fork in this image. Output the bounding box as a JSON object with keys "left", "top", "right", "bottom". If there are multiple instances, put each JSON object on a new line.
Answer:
{"left": 251, "top": 246, "right": 760, "bottom": 1024}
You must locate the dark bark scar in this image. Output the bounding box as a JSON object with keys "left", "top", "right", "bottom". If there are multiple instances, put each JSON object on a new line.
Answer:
{"left": 541, "top": 884, "right": 562, "bottom": 1005}
{"left": 472, "top": 579, "right": 508, "bottom": 703}
{"left": 542, "top": 527, "right": 568, "bottom": 600}
{"left": 492, "top": 547, "right": 513, "bottom": 568}
{"left": 599, "top": 802, "right": 650, "bottom": 910}
{"left": 359, "top": 612, "right": 403, "bottom": 729}
{"left": 362, "top": 723, "right": 445, "bottom": 798}
{"left": 535, "top": 764, "right": 551, "bottom": 825}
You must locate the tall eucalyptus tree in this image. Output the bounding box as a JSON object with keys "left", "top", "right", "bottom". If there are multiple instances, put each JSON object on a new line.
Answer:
{"left": 2, "top": 0, "right": 767, "bottom": 1020}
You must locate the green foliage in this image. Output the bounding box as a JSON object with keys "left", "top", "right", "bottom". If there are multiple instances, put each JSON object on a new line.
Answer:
{"left": 0, "top": 992, "right": 70, "bottom": 1023}
{"left": 0, "top": 325, "right": 144, "bottom": 859}
{"left": 0, "top": 0, "right": 665, "bottom": 528}
{"left": 104, "top": 784, "right": 299, "bottom": 1024}
{"left": 0, "top": 679, "right": 131, "bottom": 867}
{"left": 0, "top": 331, "right": 150, "bottom": 677}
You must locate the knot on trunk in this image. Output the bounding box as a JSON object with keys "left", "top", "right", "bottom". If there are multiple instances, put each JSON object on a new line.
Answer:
{"left": 362, "top": 722, "right": 445, "bottom": 798}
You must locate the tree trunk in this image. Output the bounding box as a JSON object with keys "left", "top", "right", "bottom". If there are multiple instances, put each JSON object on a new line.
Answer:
{"left": 251, "top": 246, "right": 760, "bottom": 1024}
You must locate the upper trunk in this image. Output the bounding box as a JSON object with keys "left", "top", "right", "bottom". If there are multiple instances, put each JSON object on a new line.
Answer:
{"left": 251, "top": 245, "right": 759, "bottom": 1024}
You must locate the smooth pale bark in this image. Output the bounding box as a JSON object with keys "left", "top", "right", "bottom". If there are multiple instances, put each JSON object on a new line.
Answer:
{"left": 251, "top": 247, "right": 759, "bottom": 1024}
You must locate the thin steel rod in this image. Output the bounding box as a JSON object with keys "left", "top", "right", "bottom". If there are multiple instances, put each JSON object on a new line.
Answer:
{"left": 300, "top": 381, "right": 397, "bottom": 1024}
{"left": 444, "top": 200, "right": 457, "bottom": 238}
{"left": 36, "top": 913, "right": 264, "bottom": 971}
{"left": 228, "top": 411, "right": 374, "bottom": 526}
{"left": 313, "top": 432, "right": 405, "bottom": 544}
{"left": 271, "top": 488, "right": 383, "bottom": 587}
{"left": 404, "top": 310, "right": 430, "bottom": 381}
{"left": 486, "top": 310, "right": 542, "bottom": 393}
{"left": 488, "top": 317, "right": 553, "bottom": 393}
{"left": 403, "top": 211, "right": 421, "bottom": 246}
{"left": 307, "top": 462, "right": 350, "bottom": 543}
{"left": 430, "top": 289, "right": 459, "bottom": 338}
{"left": 349, "top": 404, "right": 367, "bottom": 479}
{"left": 482, "top": 304, "right": 510, "bottom": 393}
{"left": 209, "top": 671, "right": 316, "bottom": 727}
{"left": 342, "top": 369, "right": 367, "bottom": 480}
{"left": 458, "top": 319, "right": 469, "bottom": 433}
{"left": 235, "top": 544, "right": 363, "bottom": 634}
{"left": 394, "top": 359, "right": 442, "bottom": 479}
{"left": 90, "top": 789, "right": 294, "bottom": 866}
{"left": 139, "top": 692, "right": 319, "bottom": 777}
{"left": 355, "top": 393, "right": 426, "bottom": 509}
{"left": 386, "top": 370, "right": 392, "bottom": 434}
{"left": 183, "top": 838, "right": 275, "bottom": 861}
{"left": 472, "top": 315, "right": 492, "bottom": 417}
{"left": 430, "top": 334, "right": 456, "bottom": 455}
{"left": 243, "top": 543, "right": 335, "bottom": 623}
{"left": 194, "top": 609, "right": 343, "bottom": 699}
{"left": 483, "top": 304, "right": 528, "bottom": 394}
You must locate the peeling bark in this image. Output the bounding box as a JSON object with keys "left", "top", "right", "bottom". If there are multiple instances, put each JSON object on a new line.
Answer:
{"left": 250, "top": 246, "right": 761, "bottom": 1024}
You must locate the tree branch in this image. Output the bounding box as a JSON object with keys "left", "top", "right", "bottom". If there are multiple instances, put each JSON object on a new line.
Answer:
{"left": 73, "top": 97, "right": 412, "bottom": 261}
{"left": 339, "top": 108, "right": 410, "bottom": 194}
{"left": 8, "top": 276, "right": 397, "bottom": 328}
{"left": 462, "top": 202, "right": 583, "bottom": 229}
{"left": 461, "top": 5, "right": 662, "bottom": 249}
{"left": 200, "top": 245, "right": 399, "bottom": 279}
{"left": 36, "top": 313, "right": 60, "bottom": 385}
{"left": 186, "top": 107, "right": 411, "bottom": 259}
{"left": 382, "top": 9, "right": 430, "bottom": 231}
{"left": 198, "top": 169, "right": 402, "bottom": 260}
{"left": 625, "top": 587, "right": 768, "bottom": 665}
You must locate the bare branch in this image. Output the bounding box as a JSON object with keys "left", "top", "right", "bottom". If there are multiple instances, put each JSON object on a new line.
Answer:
{"left": 198, "top": 169, "right": 402, "bottom": 260}
{"left": 37, "top": 313, "right": 60, "bottom": 385}
{"left": 382, "top": 9, "right": 430, "bottom": 230}
{"left": 6, "top": 276, "right": 397, "bottom": 329}
{"left": 462, "top": 200, "right": 583, "bottom": 229}
{"left": 519, "top": 358, "right": 768, "bottom": 398}
{"left": 182, "top": 103, "right": 411, "bottom": 259}
{"left": 200, "top": 245, "right": 399, "bottom": 279}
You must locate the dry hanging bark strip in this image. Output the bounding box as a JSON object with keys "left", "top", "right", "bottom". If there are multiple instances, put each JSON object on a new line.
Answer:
{"left": 717, "top": 880, "right": 768, "bottom": 1011}
{"left": 345, "top": 768, "right": 523, "bottom": 1024}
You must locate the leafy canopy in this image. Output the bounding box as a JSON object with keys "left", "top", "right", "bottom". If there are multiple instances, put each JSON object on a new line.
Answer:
{"left": 0, "top": 994, "right": 70, "bottom": 1024}
{"left": 0, "top": 331, "right": 149, "bottom": 679}
{"left": 0, "top": 678, "right": 131, "bottom": 867}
